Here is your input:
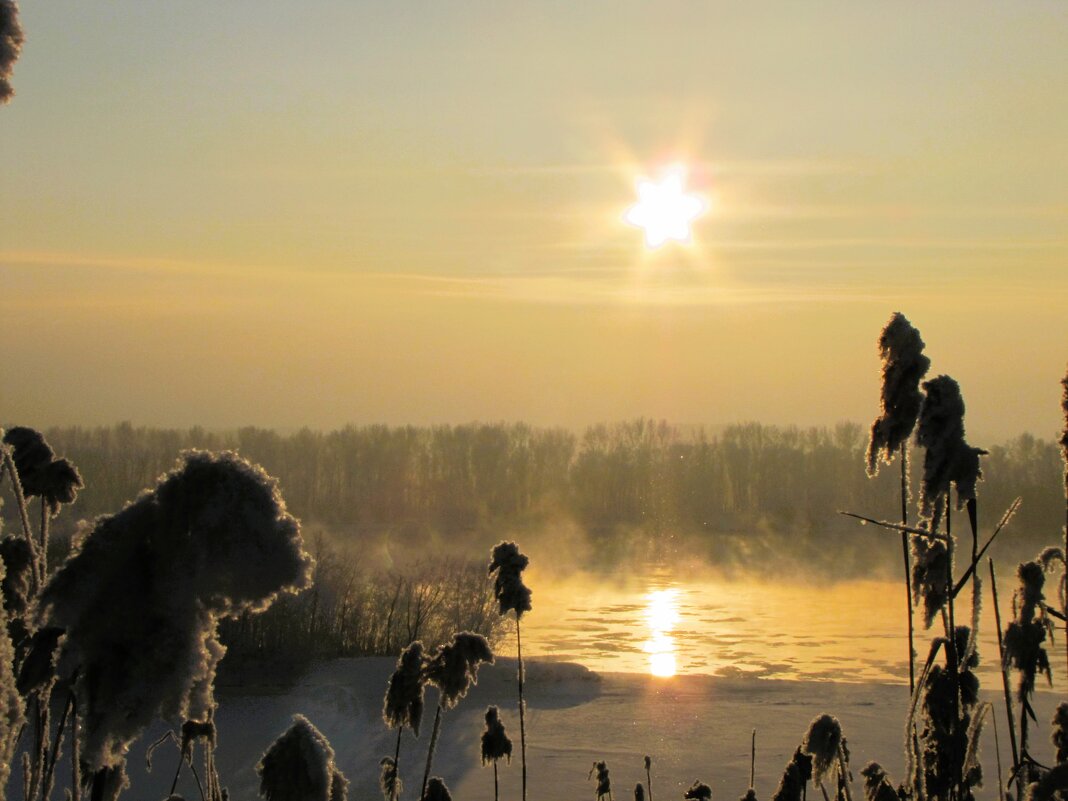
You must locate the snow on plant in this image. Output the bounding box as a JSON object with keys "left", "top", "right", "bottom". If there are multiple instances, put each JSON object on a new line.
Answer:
{"left": 382, "top": 641, "right": 428, "bottom": 801}
{"left": 257, "top": 714, "right": 348, "bottom": 801}
{"left": 489, "top": 540, "right": 532, "bottom": 801}
{"left": 37, "top": 450, "right": 313, "bottom": 797}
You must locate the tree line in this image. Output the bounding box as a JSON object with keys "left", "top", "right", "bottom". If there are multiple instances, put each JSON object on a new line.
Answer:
{"left": 5, "top": 420, "right": 1059, "bottom": 578}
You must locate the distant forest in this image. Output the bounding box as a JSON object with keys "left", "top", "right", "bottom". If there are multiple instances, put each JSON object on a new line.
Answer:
{"left": 9, "top": 420, "right": 1063, "bottom": 578}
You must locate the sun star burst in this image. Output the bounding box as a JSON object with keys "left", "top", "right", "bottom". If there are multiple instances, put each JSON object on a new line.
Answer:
{"left": 625, "top": 166, "right": 705, "bottom": 248}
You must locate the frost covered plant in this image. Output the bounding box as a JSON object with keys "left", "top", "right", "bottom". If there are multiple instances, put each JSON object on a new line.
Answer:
{"left": 866, "top": 312, "right": 930, "bottom": 475}
{"left": 2, "top": 427, "right": 83, "bottom": 575}
{"left": 739, "top": 791, "right": 757, "bottom": 801}
{"left": 859, "top": 763, "right": 897, "bottom": 801}
{"left": 802, "top": 714, "right": 843, "bottom": 791}
{"left": 1053, "top": 703, "right": 1068, "bottom": 765}
{"left": 912, "top": 534, "right": 949, "bottom": 629}
{"left": 0, "top": 535, "right": 34, "bottom": 652}
{"left": 422, "top": 777, "right": 452, "bottom": 801}
{"left": 771, "top": 747, "right": 812, "bottom": 801}
{"left": 0, "top": 0, "right": 23, "bottom": 103}
{"left": 481, "top": 706, "right": 512, "bottom": 801}
{"left": 489, "top": 540, "right": 532, "bottom": 801}
{"left": 589, "top": 761, "right": 612, "bottom": 801}
{"left": 644, "top": 755, "right": 653, "bottom": 801}
{"left": 0, "top": 569, "right": 24, "bottom": 801}
{"left": 256, "top": 715, "right": 348, "bottom": 801}
{"left": 635, "top": 784, "right": 645, "bottom": 801}
{"left": 916, "top": 376, "right": 986, "bottom": 531}
{"left": 1004, "top": 561, "right": 1054, "bottom": 781}
{"left": 1060, "top": 366, "right": 1068, "bottom": 677}
{"left": 38, "top": 450, "right": 314, "bottom": 799}
{"left": 914, "top": 626, "right": 983, "bottom": 801}
{"left": 382, "top": 641, "right": 428, "bottom": 801}
{"left": 866, "top": 313, "right": 930, "bottom": 692}
{"left": 420, "top": 632, "right": 494, "bottom": 798}
{"left": 684, "top": 781, "right": 712, "bottom": 801}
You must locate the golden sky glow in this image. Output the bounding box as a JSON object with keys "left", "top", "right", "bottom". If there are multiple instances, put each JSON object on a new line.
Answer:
{"left": 1, "top": 3, "right": 1067, "bottom": 437}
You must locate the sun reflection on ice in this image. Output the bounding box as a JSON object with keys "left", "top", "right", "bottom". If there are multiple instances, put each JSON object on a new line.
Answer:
{"left": 643, "top": 588, "right": 680, "bottom": 677}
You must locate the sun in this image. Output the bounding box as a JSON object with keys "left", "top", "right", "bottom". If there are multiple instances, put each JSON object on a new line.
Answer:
{"left": 624, "top": 165, "right": 706, "bottom": 248}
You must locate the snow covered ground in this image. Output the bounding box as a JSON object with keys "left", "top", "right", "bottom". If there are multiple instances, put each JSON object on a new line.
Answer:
{"left": 116, "top": 656, "right": 1062, "bottom": 801}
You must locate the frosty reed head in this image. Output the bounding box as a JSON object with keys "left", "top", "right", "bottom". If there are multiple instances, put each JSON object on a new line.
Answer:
{"left": 684, "top": 781, "right": 712, "bottom": 801}
{"left": 379, "top": 757, "right": 400, "bottom": 801}
{"left": 866, "top": 312, "right": 930, "bottom": 476}
{"left": 425, "top": 631, "right": 493, "bottom": 709}
{"left": 422, "top": 777, "right": 452, "bottom": 801}
{"left": 911, "top": 535, "right": 949, "bottom": 628}
{"left": 635, "top": 783, "right": 645, "bottom": 801}
{"left": 0, "top": 535, "right": 32, "bottom": 618}
{"left": 257, "top": 715, "right": 348, "bottom": 801}
{"left": 590, "top": 761, "right": 611, "bottom": 799}
{"left": 38, "top": 450, "right": 313, "bottom": 771}
{"left": 488, "top": 541, "right": 532, "bottom": 619}
{"left": 1052, "top": 703, "right": 1068, "bottom": 764}
{"left": 771, "top": 747, "right": 812, "bottom": 801}
{"left": 916, "top": 376, "right": 986, "bottom": 528}
{"left": 2, "top": 427, "right": 83, "bottom": 514}
{"left": 802, "top": 714, "right": 842, "bottom": 786}
{"left": 1004, "top": 560, "right": 1053, "bottom": 702}
{"left": 384, "top": 641, "right": 427, "bottom": 735}
{"left": 481, "top": 705, "right": 512, "bottom": 765}
{"left": 860, "top": 763, "right": 898, "bottom": 801}
{"left": 0, "top": 0, "right": 22, "bottom": 103}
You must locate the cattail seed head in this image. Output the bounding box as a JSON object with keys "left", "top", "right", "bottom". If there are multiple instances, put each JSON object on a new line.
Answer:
{"left": 916, "top": 376, "right": 986, "bottom": 528}
{"left": 860, "top": 763, "right": 898, "bottom": 801}
{"left": 2, "top": 427, "right": 83, "bottom": 514}
{"left": 0, "top": 0, "right": 22, "bottom": 104}
{"left": 422, "top": 777, "right": 452, "bottom": 801}
{"left": 481, "top": 705, "right": 512, "bottom": 765}
{"left": 488, "top": 541, "right": 532, "bottom": 619}
{"left": 384, "top": 641, "right": 427, "bottom": 735}
{"left": 802, "top": 714, "right": 843, "bottom": 786}
{"left": 379, "top": 757, "right": 400, "bottom": 801}
{"left": 257, "top": 715, "right": 348, "bottom": 801}
{"left": 772, "top": 747, "right": 812, "bottom": 801}
{"left": 424, "top": 632, "right": 493, "bottom": 710}
{"left": 867, "top": 312, "right": 930, "bottom": 476}
{"left": 590, "top": 761, "right": 611, "bottom": 800}
{"left": 38, "top": 450, "right": 313, "bottom": 772}
{"left": 1052, "top": 703, "right": 1068, "bottom": 764}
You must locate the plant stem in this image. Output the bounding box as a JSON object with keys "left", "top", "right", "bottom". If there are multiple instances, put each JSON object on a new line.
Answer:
{"left": 494, "top": 761, "right": 499, "bottom": 801}
{"left": 989, "top": 559, "right": 1021, "bottom": 795}
{"left": 421, "top": 704, "right": 443, "bottom": 801}
{"left": 900, "top": 444, "right": 915, "bottom": 694}
{"left": 750, "top": 729, "right": 756, "bottom": 789}
{"left": 517, "top": 612, "right": 528, "bottom": 801}
{"left": 71, "top": 695, "right": 80, "bottom": 801}
{"left": 393, "top": 726, "right": 403, "bottom": 801}
{"left": 40, "top": 691, "right": 74, "bottom": 801}
{"left": 944, "top": 500, "right": 963, "bottom": 801}
{"left": 39, "top": 498, "right": 49, "bottom": 577}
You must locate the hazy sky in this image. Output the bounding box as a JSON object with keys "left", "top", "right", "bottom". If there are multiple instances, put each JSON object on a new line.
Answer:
{"left": 2, "top": 2, "right": 1066, "bottom": 441}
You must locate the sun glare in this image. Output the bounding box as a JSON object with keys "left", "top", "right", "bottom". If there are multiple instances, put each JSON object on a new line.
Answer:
{"left": 643, "top": 588, "right": 680, "bottom": 677}
{"left": 624, "top": 165, "right": 706, "bottom": 248}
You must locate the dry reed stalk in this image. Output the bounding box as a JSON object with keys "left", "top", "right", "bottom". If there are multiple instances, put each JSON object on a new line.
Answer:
{"left": 989, "top": 559, "right": 1021, "bottom": 796}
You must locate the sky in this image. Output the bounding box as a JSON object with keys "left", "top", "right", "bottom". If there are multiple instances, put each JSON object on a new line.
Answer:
{"left": 1, "top": 2, "right": 1067, "bottom": 442}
